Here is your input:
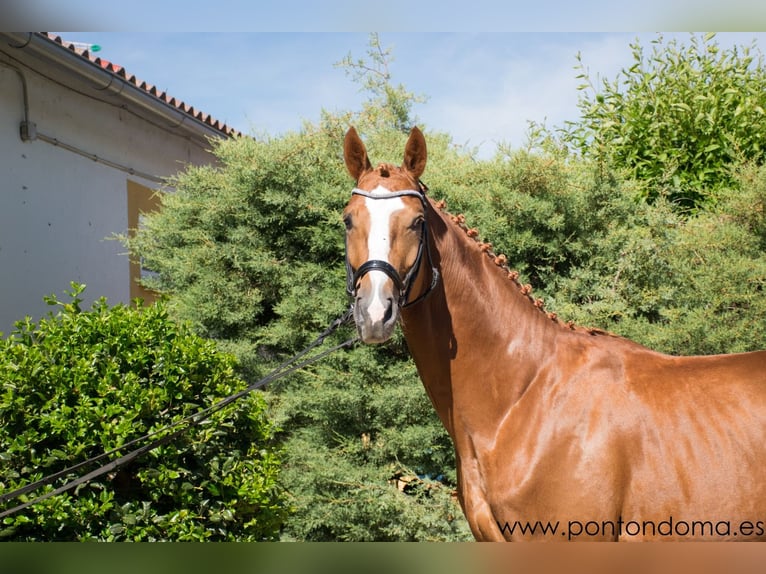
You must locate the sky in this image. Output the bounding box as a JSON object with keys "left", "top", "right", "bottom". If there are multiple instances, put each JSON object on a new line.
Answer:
{"left": 13, "top": 0, "right": 766, "bottom": 32}
{"left": 54, "top": 32, "right": 766, "bottom": 158}
{"left": 0, "top": 0, "right": 760, "bottom": 156}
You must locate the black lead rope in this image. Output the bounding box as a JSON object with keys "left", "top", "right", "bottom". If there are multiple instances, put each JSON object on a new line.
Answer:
{"left": 0, "top": 306, "right": 357, "bottom": 520}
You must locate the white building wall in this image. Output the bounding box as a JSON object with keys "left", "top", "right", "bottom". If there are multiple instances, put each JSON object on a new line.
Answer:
{"left": 0, "top": 62, "right": 218, "bottom": 334}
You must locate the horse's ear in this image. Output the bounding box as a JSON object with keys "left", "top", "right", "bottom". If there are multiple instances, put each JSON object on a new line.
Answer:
{"left": 402, "top": 126, "right": 427, "bottom": 181}
{"left": 344, "top": 127, "right": 372, "bottom": 181}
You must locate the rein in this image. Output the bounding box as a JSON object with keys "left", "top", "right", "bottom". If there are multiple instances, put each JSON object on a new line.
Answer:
{"left": 345, "top": 185, "right": 440, "bottom": 308}
{"left": 0, "top": 307, "right": 358, "bottom": 520}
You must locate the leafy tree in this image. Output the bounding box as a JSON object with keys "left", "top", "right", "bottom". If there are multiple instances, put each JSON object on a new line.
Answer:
{"left": 335, "top": 32, "right": 428, "bottom": 133}
{"left": 124, "top": 35, "right": 474, "bottom": 541}
{"left": 0, "top": 284, "right": 285, "bottom": 541}
{"left": 550, "top": 33, "right": 766, "bottom": 210}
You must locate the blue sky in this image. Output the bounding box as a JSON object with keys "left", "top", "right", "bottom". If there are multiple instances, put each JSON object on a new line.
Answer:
{"left": 21, "top": 0, "right": 766, "bottom": 32}
{"left": 56, "top": 32, "right": 766, "bottom": 158}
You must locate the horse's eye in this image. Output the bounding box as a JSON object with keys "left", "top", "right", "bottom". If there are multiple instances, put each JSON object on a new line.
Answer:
{"left": 343, "top": 215, "right": 353, "bottom": 231}
{"left": 409, "top": 215, "right": 425, "bottom": 230}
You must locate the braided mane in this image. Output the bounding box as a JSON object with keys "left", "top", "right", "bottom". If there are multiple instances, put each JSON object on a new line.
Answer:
{"left": 433, "top": 198, "right": 613, "bottom": 337}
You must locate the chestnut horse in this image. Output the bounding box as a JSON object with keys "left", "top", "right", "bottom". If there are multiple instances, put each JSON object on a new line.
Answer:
{"left": 342, "top": 126, "right": 766, "bottom": 541}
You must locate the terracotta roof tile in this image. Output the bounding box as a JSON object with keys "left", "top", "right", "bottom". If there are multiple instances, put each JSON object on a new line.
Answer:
{"left": 41, "top": 33, "right": 240, "bottom": 138}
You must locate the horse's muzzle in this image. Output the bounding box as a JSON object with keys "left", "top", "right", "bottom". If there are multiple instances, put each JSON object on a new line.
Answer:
{"left": 353, "top": 274, "right": 400, "bottom": 343}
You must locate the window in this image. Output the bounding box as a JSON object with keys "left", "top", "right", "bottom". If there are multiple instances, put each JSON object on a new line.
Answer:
{"left": 127, "top": 180, "right": 162, "bottom": 304}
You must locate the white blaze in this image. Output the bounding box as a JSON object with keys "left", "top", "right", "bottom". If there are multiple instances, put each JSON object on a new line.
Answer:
{"left": 364, "top": 187, "right": 405, "bottom": 322}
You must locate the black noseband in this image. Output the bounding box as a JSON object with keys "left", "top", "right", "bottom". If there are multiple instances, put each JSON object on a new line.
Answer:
{"left": 352, "top": 260, "right": 404, "bottom": 294}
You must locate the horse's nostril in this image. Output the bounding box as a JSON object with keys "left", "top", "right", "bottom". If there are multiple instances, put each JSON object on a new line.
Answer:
{"left": 383, "top": 298, "right": 395, "bottom": 324}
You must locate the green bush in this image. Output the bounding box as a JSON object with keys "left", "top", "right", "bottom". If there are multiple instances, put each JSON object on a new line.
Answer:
{"left": 129, "top": 123, "right": 473, "bottom": 541}
{"left": 551, "top": 163, "right": 766, "bottom": 355}
{"left": 0, "top": 284, "right": 286, "bottom": 541}
{"left": 552, "top": 33, "right": 766, "bottom": 210}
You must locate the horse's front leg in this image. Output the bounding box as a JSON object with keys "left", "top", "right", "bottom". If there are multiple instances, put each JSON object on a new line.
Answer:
{"left": 455, "top": 455, "right": 507, "bottom": 541}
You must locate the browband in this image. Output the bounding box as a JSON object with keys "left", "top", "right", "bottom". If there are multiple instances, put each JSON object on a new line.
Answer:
{"left": 351, "top": 188, "right": 426, "bottom": 202}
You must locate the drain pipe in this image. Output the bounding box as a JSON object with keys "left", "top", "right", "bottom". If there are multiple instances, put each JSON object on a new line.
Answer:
{"left": 0, "top": 57, "right": 33, "bottom": 139}
{"left": 0, "top": 51, "right": 165, "bottom": 182}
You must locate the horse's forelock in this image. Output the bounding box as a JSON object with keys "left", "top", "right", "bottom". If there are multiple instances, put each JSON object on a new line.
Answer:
{"left": 357, "top": 163, "right": 417, "bottom": 192}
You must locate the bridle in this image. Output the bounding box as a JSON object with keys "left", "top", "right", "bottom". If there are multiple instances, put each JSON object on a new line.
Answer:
{"left": 345, "top": 186, "right": 440, "bottom": 308}
{"left": 345, "top": 184, "right": 440, "bottom": 309}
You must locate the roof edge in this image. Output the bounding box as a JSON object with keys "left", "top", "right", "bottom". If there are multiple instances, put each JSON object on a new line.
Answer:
{"left": 1, "top": 32, "right": 241, "bottom": 143}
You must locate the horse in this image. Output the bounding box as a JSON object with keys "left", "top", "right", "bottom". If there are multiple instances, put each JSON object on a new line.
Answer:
{"left": 341, "top": 126, "right": 766, "bottom": 541}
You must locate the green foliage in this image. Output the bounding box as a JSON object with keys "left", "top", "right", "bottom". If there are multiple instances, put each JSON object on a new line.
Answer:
{"left": 0, "top": 284, "right": 285, "bottom": 541}
{"left": 128, "top": 123, "right": 473, "bottom": 541}
{"left": 551, "top": 163, "right": 766, "bottom": 355}
{"left": 427, "top": 147, "right": 624, "bottom": 290}
{"left": 553, "top": 33, "right": 766, "bottom": 210}
{"left": 132, "top": 128, "right": 352, "bottom": 374}
{"left": 126, "top": 35, "right": 469, "bottom": 540}
{"left": 275, "top": 345, "right": 469, "bottom": 541}
{"left": 335, "top": 33, "right": 428, "bottom": 133}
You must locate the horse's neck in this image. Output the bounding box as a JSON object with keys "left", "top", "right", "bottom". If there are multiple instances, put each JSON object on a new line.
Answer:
{"left": 400, "top": 202, "right": 560, "bottom": 438}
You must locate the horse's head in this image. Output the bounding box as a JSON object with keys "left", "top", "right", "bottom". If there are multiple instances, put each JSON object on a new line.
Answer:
{"left": 342, "top": 126, "right": 432, "bottom": 344}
